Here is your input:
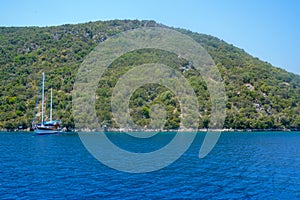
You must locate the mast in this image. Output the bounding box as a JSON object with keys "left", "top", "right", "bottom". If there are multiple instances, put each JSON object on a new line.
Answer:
{"left": 41, "top": 72, "right": 45, "bottom": 124}
{"left": 50, "top": 88, "right": 52, "bottom": 122}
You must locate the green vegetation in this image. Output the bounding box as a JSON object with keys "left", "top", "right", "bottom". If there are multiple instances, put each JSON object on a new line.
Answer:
{"left": 0, "top": 20, "right": 299, "bottom": 131}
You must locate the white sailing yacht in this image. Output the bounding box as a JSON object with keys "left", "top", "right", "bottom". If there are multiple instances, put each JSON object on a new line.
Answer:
{"left": 33, "top": 72, "right": 62, "bottom": 135}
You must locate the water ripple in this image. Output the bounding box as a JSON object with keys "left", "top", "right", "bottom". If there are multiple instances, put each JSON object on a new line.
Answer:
{"left": 0, "top": 132, "right": 300, "bottom": 199}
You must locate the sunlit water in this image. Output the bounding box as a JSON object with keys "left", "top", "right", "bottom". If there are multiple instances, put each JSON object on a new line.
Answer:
{"left": 1, "top": 132, "right": 300, "bottom": 199}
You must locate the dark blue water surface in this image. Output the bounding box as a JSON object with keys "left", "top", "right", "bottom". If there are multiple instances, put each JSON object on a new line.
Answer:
{"left": 1, "top": 132, "right": 300, "bottom": 199}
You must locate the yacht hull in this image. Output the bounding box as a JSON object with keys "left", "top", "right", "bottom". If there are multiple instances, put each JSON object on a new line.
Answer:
{"left": 34, "top": 128, "right": 62, "bottom": 135}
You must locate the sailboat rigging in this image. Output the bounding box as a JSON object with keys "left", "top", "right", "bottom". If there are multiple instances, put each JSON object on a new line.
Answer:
{"left": 33, "top": 72, "right": 62, "bottom": 134}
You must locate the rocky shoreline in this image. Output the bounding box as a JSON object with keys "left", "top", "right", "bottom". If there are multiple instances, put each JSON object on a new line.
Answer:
{"left": 1, "top": 127, "right": 299, "bottom": 133}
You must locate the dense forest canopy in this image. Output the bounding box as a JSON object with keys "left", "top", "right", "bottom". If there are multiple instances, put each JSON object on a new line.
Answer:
{"left": 0, "top": 20, "right": 299, "bottom": 130}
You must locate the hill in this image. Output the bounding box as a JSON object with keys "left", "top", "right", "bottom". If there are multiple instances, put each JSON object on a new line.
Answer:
{"left": 0, "top": 20, "right": 299, "bottom": 131}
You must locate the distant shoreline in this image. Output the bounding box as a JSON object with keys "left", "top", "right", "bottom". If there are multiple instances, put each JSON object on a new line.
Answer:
{"left": 1, "top": 128, "right": 300, "bottom": 133}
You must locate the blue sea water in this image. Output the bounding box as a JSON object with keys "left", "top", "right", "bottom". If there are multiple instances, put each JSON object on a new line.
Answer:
{"left": 1, "top": 132, "right": 300, "bottom": 199}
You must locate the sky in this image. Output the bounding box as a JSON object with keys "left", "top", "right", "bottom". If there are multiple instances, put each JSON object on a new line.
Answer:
{"left": 0, "top": 0, "right": 299, "bottom": 75}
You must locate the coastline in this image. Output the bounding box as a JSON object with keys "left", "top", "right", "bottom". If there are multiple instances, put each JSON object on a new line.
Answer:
{"left": 1, "top": 127, "right": 299, "bottom": 133}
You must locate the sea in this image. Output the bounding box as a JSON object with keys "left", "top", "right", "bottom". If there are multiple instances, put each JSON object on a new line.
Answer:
{"left": 1, "top": 131, "right": 300, "bottom": 199}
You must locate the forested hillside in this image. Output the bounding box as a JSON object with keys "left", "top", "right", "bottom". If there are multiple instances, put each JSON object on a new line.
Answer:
{"left": 0, "top": 20, "right": 299, "bottom": 130}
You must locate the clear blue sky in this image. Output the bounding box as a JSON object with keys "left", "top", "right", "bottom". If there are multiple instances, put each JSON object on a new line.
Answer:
{"left": 1, "top": 0, "right": 299, "bottom": 75}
